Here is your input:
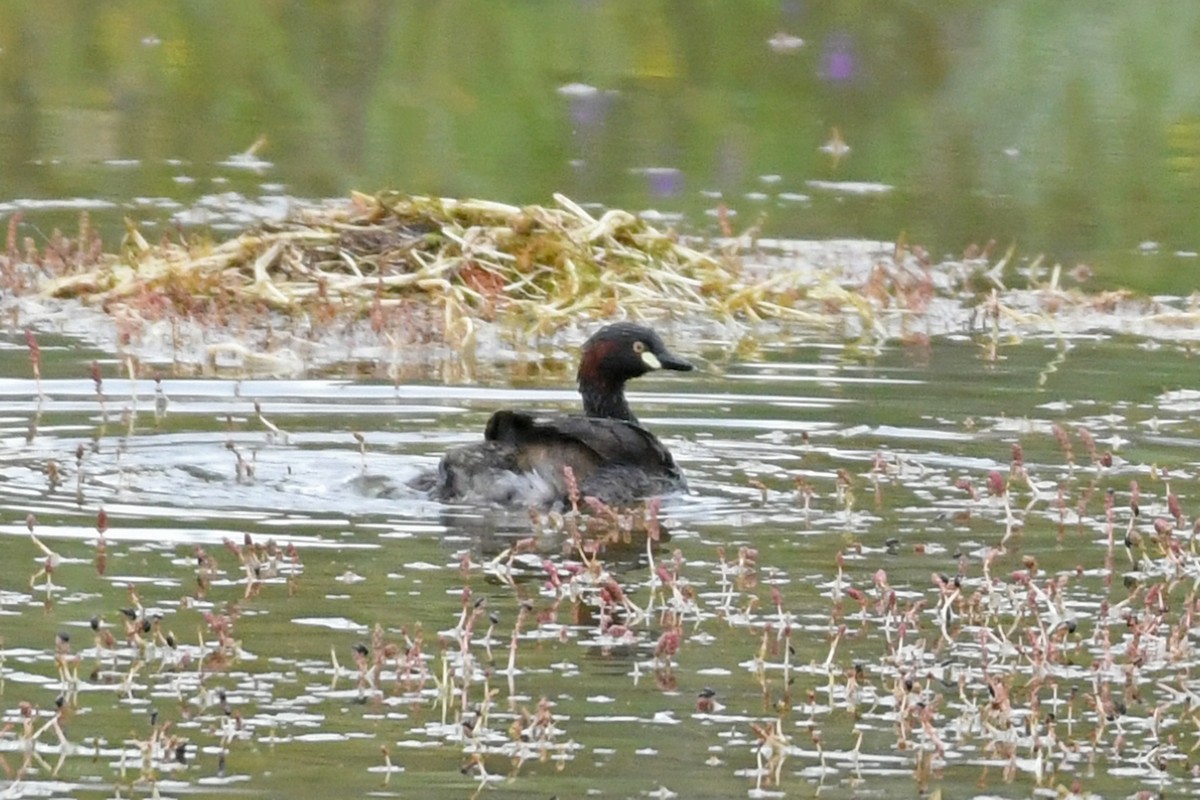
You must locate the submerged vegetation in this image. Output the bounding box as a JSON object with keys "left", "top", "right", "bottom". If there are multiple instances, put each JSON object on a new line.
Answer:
{"left": 6, "top": 378, "right": 1200, "bottom": 799}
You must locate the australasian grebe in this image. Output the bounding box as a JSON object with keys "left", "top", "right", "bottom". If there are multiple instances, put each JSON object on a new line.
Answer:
{"left": 434, "top": 322, "right": 694, "bottom": 507}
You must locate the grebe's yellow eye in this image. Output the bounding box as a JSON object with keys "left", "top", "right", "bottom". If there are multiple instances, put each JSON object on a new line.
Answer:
{"left": 636, "top": 340, "right": 662, "bottom": 370}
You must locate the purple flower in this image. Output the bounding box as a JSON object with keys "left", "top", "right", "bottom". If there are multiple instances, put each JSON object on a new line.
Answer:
{"left": 821, "top": 32, "right": 857, "bottom": 83}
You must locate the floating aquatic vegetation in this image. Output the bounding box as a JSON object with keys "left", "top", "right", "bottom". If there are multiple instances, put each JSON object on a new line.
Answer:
{"left": 9, "top": 435, "right": 1200, "bottom": 798}
{"left": 8, "top": 192, "right": 1200, "bottom": 794}
{"left": 4, "top": 335, "right": 1200, "bottom": 797}
{"left": 3, "top": 193, "right": 1198, "bottom": 377}
{"left": 13, "top": 193, "right": 828, "bottom": 351}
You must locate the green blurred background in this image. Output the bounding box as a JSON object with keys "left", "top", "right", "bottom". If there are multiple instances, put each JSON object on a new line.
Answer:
{"left": 3, "top": 0, "right": 1200, "bottom": 290}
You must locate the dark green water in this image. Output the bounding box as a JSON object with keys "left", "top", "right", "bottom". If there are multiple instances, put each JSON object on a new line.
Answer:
{"left": 4, "top": 2, "right": 1200, "bottom": 290}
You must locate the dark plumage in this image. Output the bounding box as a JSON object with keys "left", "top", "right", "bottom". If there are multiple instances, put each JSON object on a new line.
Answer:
{"left": 433, "top": 322, "right": 693, "bottom": 507}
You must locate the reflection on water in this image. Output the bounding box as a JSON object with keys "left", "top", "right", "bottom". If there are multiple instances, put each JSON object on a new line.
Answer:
{"left": 2, "top": 3, "right": 1200, "bottom": 290}
{"left": 2, "top": 331, "right": 1200, "bottom": 796}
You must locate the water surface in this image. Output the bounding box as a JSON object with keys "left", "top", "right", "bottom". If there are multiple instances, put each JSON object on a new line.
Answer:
{"left": 2, "top": 330, "right": 1199, "bottom": 798}
{"left": 3, "top": 2, "right": 1200, "bottom": 289}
